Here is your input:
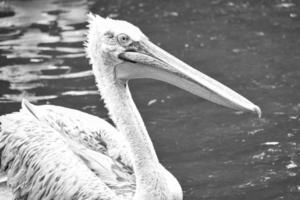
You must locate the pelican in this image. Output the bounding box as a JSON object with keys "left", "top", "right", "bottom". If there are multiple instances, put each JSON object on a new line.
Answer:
{"left": 0, "top": 13, "right": 261, "bottom": 200}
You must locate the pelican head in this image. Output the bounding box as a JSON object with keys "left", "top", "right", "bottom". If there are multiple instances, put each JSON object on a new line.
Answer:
{"left": 86, "top": 13, "right": 261, "bottom": 116}
{"left": 86, "top": 13, "right": 261, "bottom": 200}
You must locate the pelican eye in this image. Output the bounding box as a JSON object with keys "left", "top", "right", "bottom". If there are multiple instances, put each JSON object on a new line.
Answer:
{"left": 117, "top": 34, "right": 131, "bottom": 46}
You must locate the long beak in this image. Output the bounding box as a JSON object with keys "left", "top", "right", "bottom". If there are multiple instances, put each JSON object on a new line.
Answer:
{"left": 116, "top": 39, "right": 261, "bottom": 117}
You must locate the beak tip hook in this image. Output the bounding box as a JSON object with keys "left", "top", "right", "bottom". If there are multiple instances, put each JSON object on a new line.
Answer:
{"left": 253, "top": 105, "right": 262, "bottom": 118}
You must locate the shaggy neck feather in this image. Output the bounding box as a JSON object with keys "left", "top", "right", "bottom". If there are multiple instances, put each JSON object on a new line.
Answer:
{"left": 91, "top": 58, "right": 159, "bottom": 178}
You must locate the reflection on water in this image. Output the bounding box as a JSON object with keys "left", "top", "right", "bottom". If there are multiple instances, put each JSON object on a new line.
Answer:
{"left": 0, "top": 0, "right": 299, "bottom": 199}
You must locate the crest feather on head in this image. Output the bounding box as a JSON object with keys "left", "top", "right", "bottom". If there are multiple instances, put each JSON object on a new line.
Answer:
{"left": 86, "top": 12, "right": 146, "bottom": 41}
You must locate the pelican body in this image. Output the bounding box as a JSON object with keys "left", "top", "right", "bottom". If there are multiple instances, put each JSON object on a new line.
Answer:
{"left": 0, "top": 14, "right": 261, "bottom": 200}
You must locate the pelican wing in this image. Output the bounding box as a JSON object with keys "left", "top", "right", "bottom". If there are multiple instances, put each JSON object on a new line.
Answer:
{"left": 21, "top": 100, "right": 133, "bottom": 168}
{"left": 0, "top": 112, "right": 118, "bottom": 199}
{"left": 0, "top": 102, "right": 136, "bottom": 199}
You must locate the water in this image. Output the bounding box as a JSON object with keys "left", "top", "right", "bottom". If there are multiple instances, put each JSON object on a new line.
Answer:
{"left": 0, "top": 0, "right": 299, "bottom": 199}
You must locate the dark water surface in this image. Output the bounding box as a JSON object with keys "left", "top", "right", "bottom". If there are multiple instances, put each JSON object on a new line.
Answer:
{"left": 0, "top": 0, "right": 299, "bottom": 199}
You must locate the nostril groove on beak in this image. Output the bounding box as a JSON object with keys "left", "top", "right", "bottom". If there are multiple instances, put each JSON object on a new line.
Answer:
{"left": 118, "top": 53, "right": 137, "bottom": 63}
{"left": 125, "top": 49, "right": 137, "bottom": 52}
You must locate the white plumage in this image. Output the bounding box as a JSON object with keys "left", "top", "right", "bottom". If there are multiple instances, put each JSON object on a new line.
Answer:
{"left": 0, "top": 103, "right": 135, "bottom": 200}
